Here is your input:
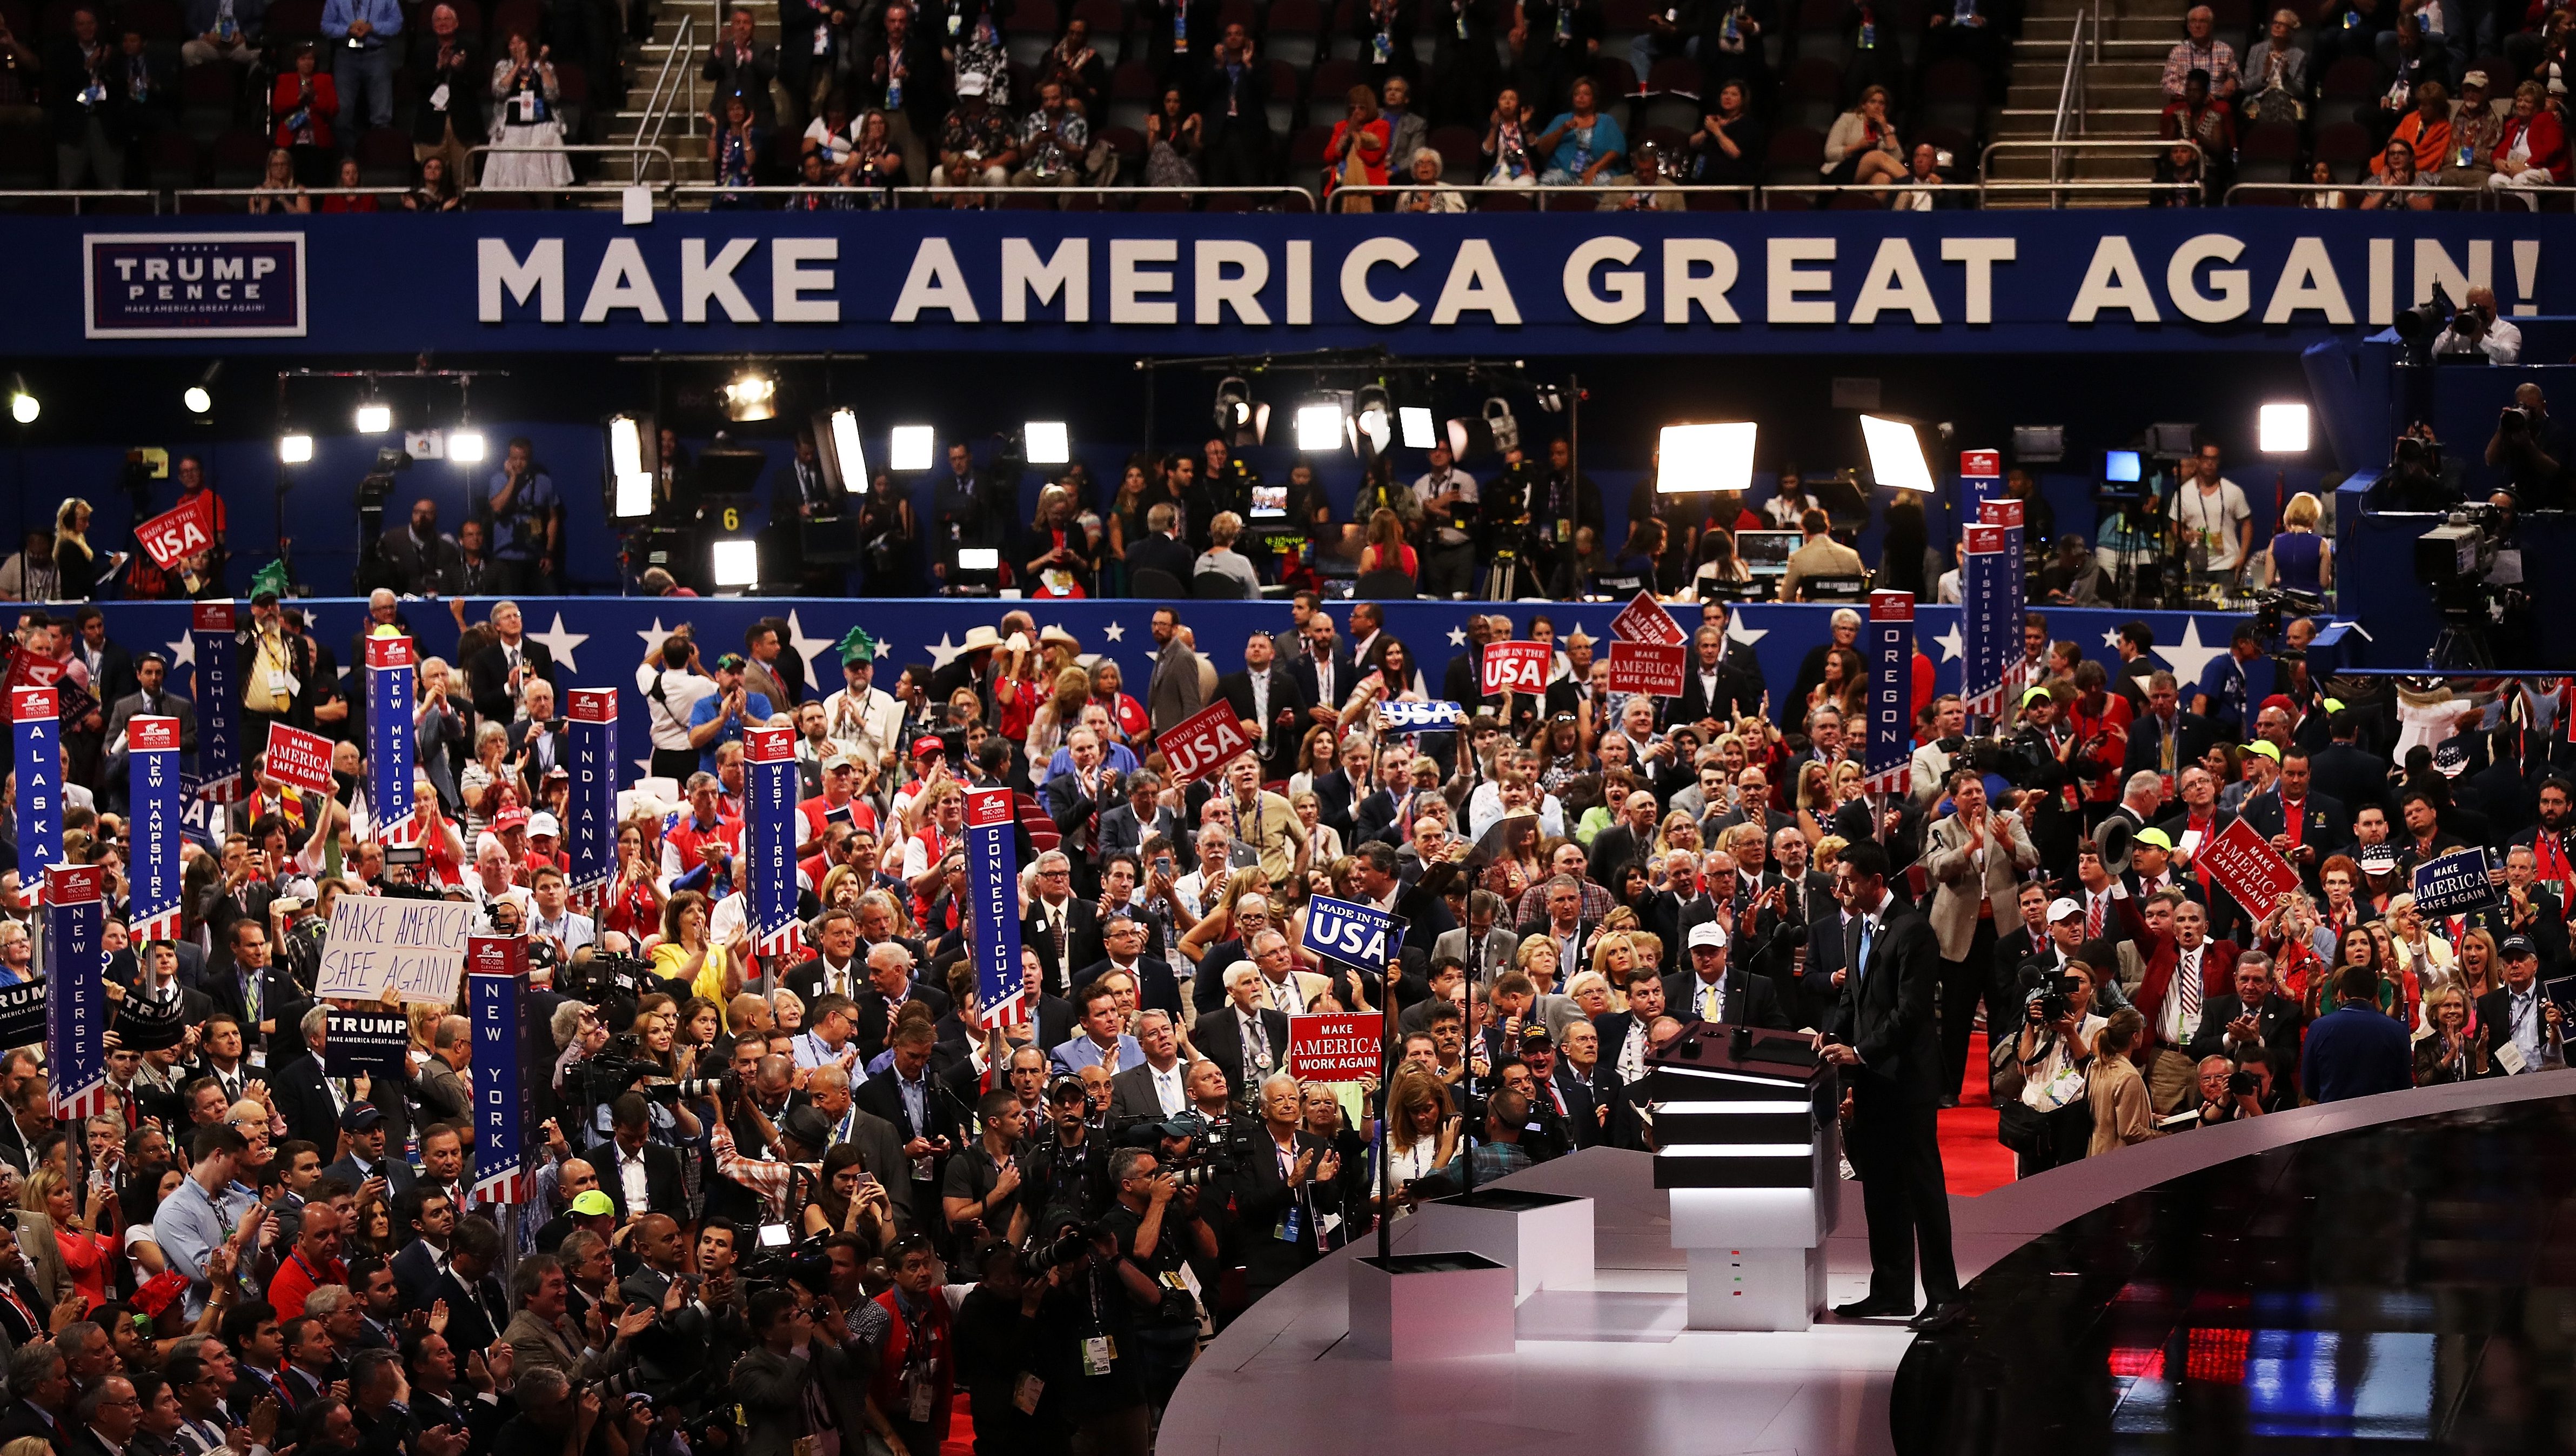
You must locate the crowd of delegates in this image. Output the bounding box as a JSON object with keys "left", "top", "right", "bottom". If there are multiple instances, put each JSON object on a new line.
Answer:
{"left": 0, "top": 564, "right": 2565, "bottom": 1442}
{"left": 2151, "top": 0, "right": 2576, "bottom": 206}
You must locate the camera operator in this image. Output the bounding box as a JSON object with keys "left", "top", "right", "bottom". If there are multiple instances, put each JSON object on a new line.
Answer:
{"left": 1020, "top": 1079, "right": 1114, "bottom": 1232}
{"left": 2189, "top": 1054, "right": 2269, "bottom": 1125}
{"left": 2484, "top": 382, "right": 2570, "bottom": 510}
{"left": 709, "top": 1098, "right": 832, "bottom": 1224}
{"left": 2436, "top": 286, "right": 2523, "bottom": 364}
{"left": 730, "top": 1284, "right": 857, "bottom": 1456}
{"left": 2004, "top": 951, "right": 2104, "bottom": 1177}
{"left": 941, "top": 1091, "right": 1031, "bottom": 1246}
{"left": 2380, "top": 424, "right": 2465, "bottom": 511}
{"left": 1099, "top": 1144, "right": 1218, "bottom": 1421}
{"left": 1017, "top": 1210, "right": 1160, "bottom": 1456}
{"left": 1909, "top": 696, "right": 1970, "bottom": 806}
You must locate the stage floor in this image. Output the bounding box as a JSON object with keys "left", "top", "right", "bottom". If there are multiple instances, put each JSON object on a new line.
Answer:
{"left": 1161, "top": 1072, "right": 2576, "bottom": 1456}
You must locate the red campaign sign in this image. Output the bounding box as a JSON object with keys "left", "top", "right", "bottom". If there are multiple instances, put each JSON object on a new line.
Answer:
{"left": 5, "top": 649, "right": 64, "bottom": 691}
{"left": 966, "top": 785, "right": 1014, "bottom": 829}
{"left": 567, "top": 687, "right": 617, "bottom": 723}
{"left": 8, "top": 685, "right": 56, "bottom": 723}
{"left": 362, "top": 633, "right": 414, "bottom": 671}
{"left": 128, "top": 716, "right": 180, "bottom": 753}
{"left": 1481, "top": 641, "right": 1553, "bottom": 696}
{"left": 745, "top": 725, "right": 795, "bottom": 764}
{"left": 1161, "top": 698, "right": 1254, "bottom": 784}
{"left": 260, "top": 721, "right": 336, "bottom": 796}
{"left": 1959, "top": 449, "right": 2002, "bottom": 479}
{"left": 133, "top": 492, "right": 217, "bottom": 571}
{"left": 1607, "top": 642, "right": 1689, "bottom": 697}
{"left": 1288, "top": 1012, "right": 1382, "bottom": 1081}
{"left": 1608, "top": 590, "right": 1689, "bottom": 648}
{"left": 1978, "top": 499, "right": 2025, "bottom": 528}
{"left": 2194, "top": 817, "right": 2303, "bottom": 917}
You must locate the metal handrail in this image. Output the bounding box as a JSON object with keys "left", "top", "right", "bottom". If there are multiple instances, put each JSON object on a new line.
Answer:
{"left": 0, "top": 189, "right": 160, "bottom": 212}
{"left": 1754, "top": 181, "right": 1959, "bottom": 208}
{"left": 170, "top": 185, "right": 413, "bottom": 205}
{"left": 1977, "top": 135, "right": 2201, "bottom": 208}
{"left": 1327, "top": 182, "right": 1759, "bottom": 210}
{"left": 637, "top": 11, "right": 698, "bottom": 164}
{"left": 885, "top": 184, "right": 1319, "bottom": 209}
{"left": 465, "top": 142, "right": 680, "bottom": 185}
{"left": 2222, "top": 178, "right": 2576, "bottom": 204}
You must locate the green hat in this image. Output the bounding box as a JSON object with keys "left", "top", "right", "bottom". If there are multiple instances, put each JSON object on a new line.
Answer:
{"left": 2242, "top": 740, "right": 2281, "bottom": 762}
{"left": 2021, "top": 685, "right": 2052, "bottom": 707}
{"left": 569, "top": 1190, "right": 614, "bottom": 1217}
{"left": 2132, "top": 827, "right": 2174, "bottom": 851}
{"left": 835, "top": 625, "right": 880, "bottom": 666}
{"left": 2322, "top": 697, "right": 2346, "bottom": 713}
{"left": 247, "top": 559, "right": 290, "bottom": 602}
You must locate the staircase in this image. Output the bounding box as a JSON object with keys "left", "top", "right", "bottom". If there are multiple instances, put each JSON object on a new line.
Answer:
{"left": 597, "top": 0, "right": 761, "bottom": 190}
{"left": 1985, "top": 0, "right": 2180, "bottom": 206}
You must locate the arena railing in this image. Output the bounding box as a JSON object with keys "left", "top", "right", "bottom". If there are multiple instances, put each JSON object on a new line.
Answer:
{"left": 635, "top": 11, "right": 700, "bottom": 165}
{"left": 2222, "top": 178, "right": 2574, "bottom": 208}
{"left": 1324, "top": 182, "right": 1760, "bottom": 210}
{"left": 0, "top": 189, "right": 162, "bottom": 213}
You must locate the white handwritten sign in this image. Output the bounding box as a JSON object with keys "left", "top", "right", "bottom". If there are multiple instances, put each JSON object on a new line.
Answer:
{"left": 315, "top": 895, "right": 481, "bottom": 1007}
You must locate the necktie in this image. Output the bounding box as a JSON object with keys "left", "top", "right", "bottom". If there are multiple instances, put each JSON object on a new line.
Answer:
{"left": 1700, "top": 980, "right": 1721, "bottom": 1021}
{"left": 1247, "top": 1013, "right": 1271, "bottom": 1072}
{"left": 1052, "top": 912, "right": 1067, "bottom": 973}
{"left": 1856, "top": 918, "right": 1876, "bottom": 984}
{"left": 2086, "top": 893, "right": 2105, "bottom": 940}
{"left": 2179, "top": 951, "right": 2203, "bottom": 1029}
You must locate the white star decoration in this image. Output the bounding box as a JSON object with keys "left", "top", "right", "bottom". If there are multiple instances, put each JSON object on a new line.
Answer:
{"left": 634, "top": 617, "right": 676, "bottom": 655}
{"left": 1100, "top": 621, "right": 1125, "bottom": 643}
{"left": 1936, "top": 624, "right": 1964, "bottom": 663}
{"left": 784, "top": 610, "right": 837, "bottom": 671}
{"left": 925, "top": 632, "right": 968, "bottom": 671}
{"left": 1725, "top": 617, "right": 1768, "bottom": 648}
{"left": 1447, "top": 625, "right": 1468, "bottom": 646}
{"left": 2100, "top": 626, "right": 2125, "bottom": 650}
{"left": 524, "top": 612, "right": 590, "bottom": 674}
{"left": 164, "top": 632, "right": 193, "bottom": 675}
{"left": 2152, "top": 617, "right": 2229, "bottom": 691}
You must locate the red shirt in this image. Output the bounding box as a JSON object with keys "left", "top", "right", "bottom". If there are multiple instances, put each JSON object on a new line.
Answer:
{"left": 798, "top": 793, "right": 879, "bottom": 846}
{"left": 265, "top": 1248, "right": 348, "bottom": 1323}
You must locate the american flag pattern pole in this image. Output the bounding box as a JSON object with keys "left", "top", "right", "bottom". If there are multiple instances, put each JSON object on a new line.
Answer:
{"left": 365, "top": 633, "right": 417, "bottom": 847}
{"left": 966, "top": 786, "right": 1028, "bottom": 1030}
{"left": 46, "top": 864, "right": 110, "bottom": 1121}
{"left": 192, "top": 602, "right": 243, "bottom": 804}
{"left": 1862, "top": 590, "right": 1916, "bottom": 797}
{"left": 747, "top": 725, "right": 802, "bottom": 959}
{"left": 564, "top": 689, "right": 619, "bottom": 913}
{"left": 128, "top": 715, "right": 185, "bottom": 942}
{"left": 467, "top": 936, "right": 531, "bottom": 1207}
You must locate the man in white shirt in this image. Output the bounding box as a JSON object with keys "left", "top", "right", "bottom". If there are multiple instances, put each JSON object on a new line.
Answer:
{"left": 635, "top": 631, "right": 715, "bottom": 784}
{"left": 464, "top": 838, "right": 530, "bottom": 920}
{"left": 525, "top": 866, "right": 596, "bottom": 959}
{"left": 1107, "top": 1009, "right": 1190, "bottom": 1120}
{"left": 2436, "top": 285, "right": 2523, "bottom": 364}
{"left": 2176, "top": 444, "right": 2253, "bottom": 586}
{"left": 822, "top": 639, "right": 906, "bottom": 779}
{"left": 1409, "top": 443, "right": 1480, "bottom": 597}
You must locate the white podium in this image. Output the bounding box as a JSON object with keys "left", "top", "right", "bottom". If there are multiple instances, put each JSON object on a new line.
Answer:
{"left": 1347, "top": 1252, "right": 1519, "bottom": 1360}
{"left": 1651, "top": 1021, "right": 1838, "bottom": 1332}
{"left": 1416, "top": 1188, "right": 1595, "bottom": 1301}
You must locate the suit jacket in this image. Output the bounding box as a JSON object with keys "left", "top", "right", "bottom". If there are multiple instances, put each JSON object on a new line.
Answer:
{"left": 850, "top": 983, "right": 955, "bottom": 1062}
{"left": 506, "top": 718, "right": 568, "bottom": 780}
{"left": 1067, "top": 954, "right": 1182, "bottom": 1021}
{"left": 275, "top": 1052, "right": 345, "bottom": 1152}
{"left": 1145, "top": 635, "right": 1206, "bottom": 737}
{"left": 1106, "top": 1060, "right": 1186, "bottom": 1124}
{"left": 2120, "top": 709, "right": 2216, "bottom": 782}
{"left": 2308, "top": 740, "right": 2392, "bottom": 820}
{"left": 1661, "top": 966, "right": 1792, "bottom": 1029}
{"left": 1193, "top": 1004, "right": 1290, "bottom": 1100}
{"left": 323, "top": 1152, "right": 419, "bottom": 1209}
{"left": 2112, "top": 890, "right": 2239, "bottom": 1056}
{"left": 378, "top": 527, "right": 464, "bottom": 596}
{"left": 2235, "top": 787, "right": 2350, "bottom": 887}
{"left": 1217, "top": 667, "right": 1315, "bottom": 780}
{"left": 1022, "top": 897, "right": 1105, "bottom": 996}
{"left": 1543, "top": 1061, "right": 1602, "bottom": 1147}
{"left": 853, "top": 1068, "right": 966, "bottom": 1174}
{"left": 391, "top": 1238, "right": 451, "bottom": 1309}
{"left": 1429, "top": 925, "right": 1521, "bottom": 983}
{"left": 1588, "top": 823, "right": 1657, "bottom": 892}
{"left": 1041, "top": 770, "right": 1122, "bottom": 869}
{"left": 431, "top": 1266, "right": 513, "bottom": 1357}
{"left": 465, "top": 637, "right": 558, "bottom": 726}
{"left": 1671, "top": 654, "right": 1762, "bottom": 727}
{"left": 10, "top": 1208, "right": 74, "bottom": 1310}
{"left": 1510, "top": 918, "right": 1603, "bottom": 973}
{"left": 1921, "top": 810, "right": 2040, "bottom": 961}
{"left": 2190, "top": 991, "right": 2306, "bottom": 1093}
{"left": 586, "top": 1139, "right": 689, "bottom": 1221}
{"left": 102, "top": 687, "right": 198, "bottom": 765}
{"left": 785, "top": 943, "right": 926, "bottom": 1007}
{"left": 1124, "top": 531, "right": 1199, "bottom": 595}
{"left": 1831, "top": 898, "right": 1945, "bottom": 1106}
{"left": 1290, "top": 652, "right": 1359, "bottom": 728}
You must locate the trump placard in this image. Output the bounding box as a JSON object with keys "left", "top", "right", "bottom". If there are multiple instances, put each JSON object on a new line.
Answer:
{"left": 1608, "top": 590, "right": 1688, "bottom": 648}
{"left": 1607, "top": 642, "right": 1688, "bottom": 697}
{"left": 1161, "top": 698, "right": 1253, "bottom": 784}
{"left": 260, "top": 721, "right": 335, "bottom": 797}
{"left": 1289, "top": 1013, "right": 1381, "bottom": 1081}
{"left": 1481, "top": 642, "right": 1552, "bottom": 696}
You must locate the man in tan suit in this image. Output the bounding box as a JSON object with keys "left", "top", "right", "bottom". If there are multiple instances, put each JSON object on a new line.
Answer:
{"left": 1921, "top": 770, "right": 2039, "bottom": 1108}
{"left": 1779, "top": 507, "right": 1868, "bottom": 602}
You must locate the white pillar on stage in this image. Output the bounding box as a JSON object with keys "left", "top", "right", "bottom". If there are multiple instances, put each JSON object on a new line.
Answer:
{"left": 1651, "top": 1024, "right": 1839, "bottom": 1332}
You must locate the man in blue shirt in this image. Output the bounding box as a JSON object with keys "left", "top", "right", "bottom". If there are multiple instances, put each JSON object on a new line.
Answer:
{"left": 2193, "top": 624, "right": 2267, "bottom": 739}
{"left": 320, "top": 0, "right": 400, "bottom": 146}
{"left": 151, "top": 1123, "right": 259, "bottom": 1319}
{"left": 486, "top": 436, "right": 559, "bottom": 594}
{"left": 686, "top": 652, "right": 773, "bottom": 776}
{"left": 2300, "top": 963, "right": 2412, "bottom": 1103}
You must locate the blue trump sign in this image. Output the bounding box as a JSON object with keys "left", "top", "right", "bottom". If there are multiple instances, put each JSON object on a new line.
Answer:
{"left": 1301, "top": 894, "right": 1406, "bottom": 969}
{"left": 84, "top": 233, "right": 305, "bottom": 338}
{"left": 2412, "top": 847, "right": 2498, "bottom": 917}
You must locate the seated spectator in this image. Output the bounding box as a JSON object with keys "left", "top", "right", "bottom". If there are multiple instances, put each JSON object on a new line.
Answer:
{"left": 2162, "top": 5, "right": 2238, "bottom": 102}
{"left": 1681, "top": 82, "right": 1762, "bottom": 186}
{"left": 2299, "top": 156, "right": 2344, "bottom": 206}
{"left": 485, "top": 31, "right": 571, "bottom": 190}
{"left": 319, "top": 153, "right": 378, "bottom": 211}
{"left": 1014, "top": 78, "right": 1092, "bottom": 186}
{"left": 2434, "top": 285, "right": 2520, "bottom": 362}
{"left": 182, "top": 0, "right": 264, "bottom": 65}
{"left": 789, "top": 148, "right": 861, "bottom": 208}
{"left": 1194, "top": 512, "right": 1263, "bottom": 596}
{"left": 1324, "top": 83, "right": 1391, "bottom": 211}
{"left": 845, "top": 109, "right": 904, "bottom": 204}
{"left": 2037, "top": 533, "right": 2110, "bottom": 604}
{"left": 2488, "top": 79, "right": 2568, "bottom": 210}
{"left": 1040, "top": 18, "right": 1106, "bottom": 112}
{"left": 272, "top": 44, "right": 339, "bottom": 184}
{"left": 804, "top": 92, "right": 858, "bottom": 172}
{"left": 932, "top": 69, "right": 1015, "bottom": 191}
{"left": 2361, "top": 136, "right": 2437, "bottom": 205}
{"left": 249, "top": 145, "right": 311, "bottom": 212}
{"left": 1822, "top": 83, "right": 1904, "bottom": 186}
{"left": 1143, "top": 86, "right": 1202, "bottom": 186}
{"left": 1357, "top": 507, "right": 1417, "bottom": 582}
{"left": 2375, "top": 79, "right": 2448, "bottom": 176}
{"left": 1535, "top": 77, "right": 1624, "bottom": 185}
{"left": 404, "top": 154, "right": 462, "bottom": 210}
{"left": 1483, "top": 86, "right": 1539, "bottom": 185}
{"left": 1599, "top": 139, "right": 1681, "bottom": 208}
{"left": 2160, "top": 69, "right": 2235, "bottom": 189}
{"left": 1889, "top": 143, "right": 1953, "bottom": 209}
{"left": 2441, "top": 69, "right": 2502, "bottom": 185}
{"left": 2241, "top": 8, "right": 2308, "bottom": 123}
{"left": 1397, "top": 146, "right": 1464, "bottom": 210}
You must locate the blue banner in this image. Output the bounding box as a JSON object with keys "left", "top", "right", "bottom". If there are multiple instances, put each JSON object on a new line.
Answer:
{"left": 565, "top": 687, "right": 618, "bottom": 907}
{"left": 1980, "top": 500, "right": 2028, "bottom": 707}
{"left": 466, "top": 936, "right": 531, "bottom": 1205}
{"left": 1962, "top": 523, "right": 2011, "bottom": 720}
{"left": 365, "top": 633, "right": 414, "bottom": 845}
{"left": 1863, "top": 590, "right": 1915, "bottom": 796}
{"left": 1300, "top": 893, "right": 1407, "bottom": 969}
{"left": 745, "top": 725, "right": 800, "bottom": 960}
{"left": 127, "top": 714, "right": 184, "bottom": 942}
{"left": 190, "top": 602, "right": 242, "bottom": 803}
{"left": 965, "top": 785, "right": 1025, "bottom": 1028}
{"left": 45, "top": 864, "right": 106, "bottom": 1120}
{"left": 2412, "top": 847, "right": 2499, "bottom": 918}
{"left": 18, "top": 214, "right": 2571, "bottom": 358}
{"left": 1375, "top": 700, "right": 1467, "bottom": 731}
{"left": 9, "top": 687, "right": 59, "bottom": 880}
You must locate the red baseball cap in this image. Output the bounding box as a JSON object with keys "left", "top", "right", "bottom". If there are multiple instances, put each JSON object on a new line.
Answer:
{"left": 912, "top": 736, "right": 946, "bottom": 760}
{"left": 495, "top": 806, "right": 532, "bottom": 831}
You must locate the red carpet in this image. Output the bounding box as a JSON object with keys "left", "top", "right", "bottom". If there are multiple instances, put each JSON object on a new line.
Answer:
{"left": 1939, "top": 1028, "right": 2016, "bottom": 1198}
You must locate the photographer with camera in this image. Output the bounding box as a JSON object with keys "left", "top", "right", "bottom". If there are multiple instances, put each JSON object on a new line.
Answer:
{"left": 1099, "top": 1144, "right": 1218, "bottom": 1419}
{"left": 2437, "top": 286, "right": 2523, "bottom": 364}
{"left": 2000, "top": 938, "right": 2105, "bottom": 1177}
{"left": 731, "top": 1282, "right": 859, "bottom": 1456}
{"left": 1019, "top": 1079, "right": 1114, "bottom": 1234}
{"left": 2190, "top": 1054, "right": 2270, "bottom": 1124}
{"left": 2484, "top": 382, "right": 2570, "bottom": 511}
{"left": 941, "top": 1090, "right": 1030, "bottom": 1246}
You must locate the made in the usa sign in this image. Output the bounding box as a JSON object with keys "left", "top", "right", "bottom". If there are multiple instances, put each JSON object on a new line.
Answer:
{"left": 84, "top": 232, "right": 306, "bottom": 338}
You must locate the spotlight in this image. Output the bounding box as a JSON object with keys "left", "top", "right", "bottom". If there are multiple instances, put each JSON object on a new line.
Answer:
{"left": 1446, "top": 397, "right": 1518, "bottom": 462}
{"left": 1213, "top": 376, "right": 1268, "bottom": 448}
{"left": 710, "top": 537, "right": 760, "bottom": 589}
{"left": 1657, "top": 423, "right": 1757, "bottom": 495}
{"left": 1353, "top": 386, "right": 1391, "bottom": 453}
{"left": 1023, "top": 422, "right": 1070, "bottom": 466}
{"left": 354, "top": 403, "right": 392, "bottom": 433}
{"left": 183, "top": 362, "right": 222, "bottom": 419}
{"left": 1295, "top": 401, "right": 1347, "bottom": 454}
{"left": 722, "top": 367, "right": 777, "bottom": 423}
{"left": 1399, "top": 406, "right": 1436, "bottom": 450}
{"left": 1859, "top": 414, "right": 1935, "bottom": 493}
{"left": 889, "top": 425, "right": 935, "bottom": 472}
{"left": 820, "top": 407, "right": 867, "bottom": 492}
{"left": 448, "top": 430, "right": 487, "bottom": 464}
{"left": 2258, "top": 403, "right": 2310, "bottom": 455}
{"left": 1533, "top": 384, "right": 1565, "bottom": 414}
{"left": 6, "top": 376, "right": 36, "bottom": 425}
{"left": 278, "top": 433, "right": 314, "bottom": 464}
{"left": 607, "top": 414, "right": 653, "bottom": 518}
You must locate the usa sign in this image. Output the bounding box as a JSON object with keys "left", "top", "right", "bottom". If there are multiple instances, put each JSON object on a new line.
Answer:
{"left": 133, "top": 492, "right": 218, "bottom": 570}
{"left": 1160, "top": 698, "right": 1252, "bottom": 784}
{"left": 84, "top": 233, "right": 306, "bottom": 338}
{"left": 1481, "top": 642, "right": 1553, "bottom": 696}
{"left": 1301, "top": 893, "right": 1406, "bottom": 968}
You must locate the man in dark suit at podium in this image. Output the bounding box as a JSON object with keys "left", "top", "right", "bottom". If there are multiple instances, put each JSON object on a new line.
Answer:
{"left": 1818, "top": 838, "right": 1959, "bottom": 1331}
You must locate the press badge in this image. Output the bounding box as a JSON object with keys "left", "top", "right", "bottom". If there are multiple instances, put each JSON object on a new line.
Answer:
{"left": 1080, "top": 1335, "right": 1114, "bottom": 1376}
{"left": 2500, "top": 1041, "right": 2530, "bottom": 1075}
{"left": 906, "top": 1380, "right": 936, "bottom": 1422}
{"left": 429, "top": 81, "right": 450, "bottom": 108}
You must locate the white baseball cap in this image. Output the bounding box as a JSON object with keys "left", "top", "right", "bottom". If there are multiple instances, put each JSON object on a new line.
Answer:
{"left": 2047, "top": 897, "right": 2084, "bottom": 923}
{"left": 526, "top": 811, "right": 561, "bottom": 838}
{"left": 1688, "top": 921, "right": 1728, "bottom": 950}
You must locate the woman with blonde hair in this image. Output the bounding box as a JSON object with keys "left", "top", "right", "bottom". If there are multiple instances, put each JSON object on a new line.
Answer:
{"left": 649, "top": 890, "right": 742, "bottom": 1008}
{"left": 53, "top": 497, "right": 111, "bottom": 601}
{"left": 1823, "top": 84, "right": 1906, "bottom": 186}
{"left": 1652, "top": 812, "right": 1701, "bottom": 863}
{"left": 1381, "top": 1070, "right": 1459, "bottom": 1213}
{"left": 819, "top": 863, "right": 866, "bottom": 913}
{"left": 21, "top": 1166, "right": 114, "bottom": 1307}
{"left": 2263, "top": 490, "right": 2332, "bottom": 596}
{"left": 1291, "top": 789, "right": 1344, "bottom": 866}
{"left": 2086, "top": 1008, "right": 2164, "bottom": 1156}
{"left": 1026, "top": 664, "right": 1093, "bottom": 769}
{"left": 2415, "top": 984, "right": 2487, "bottom": 1084}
